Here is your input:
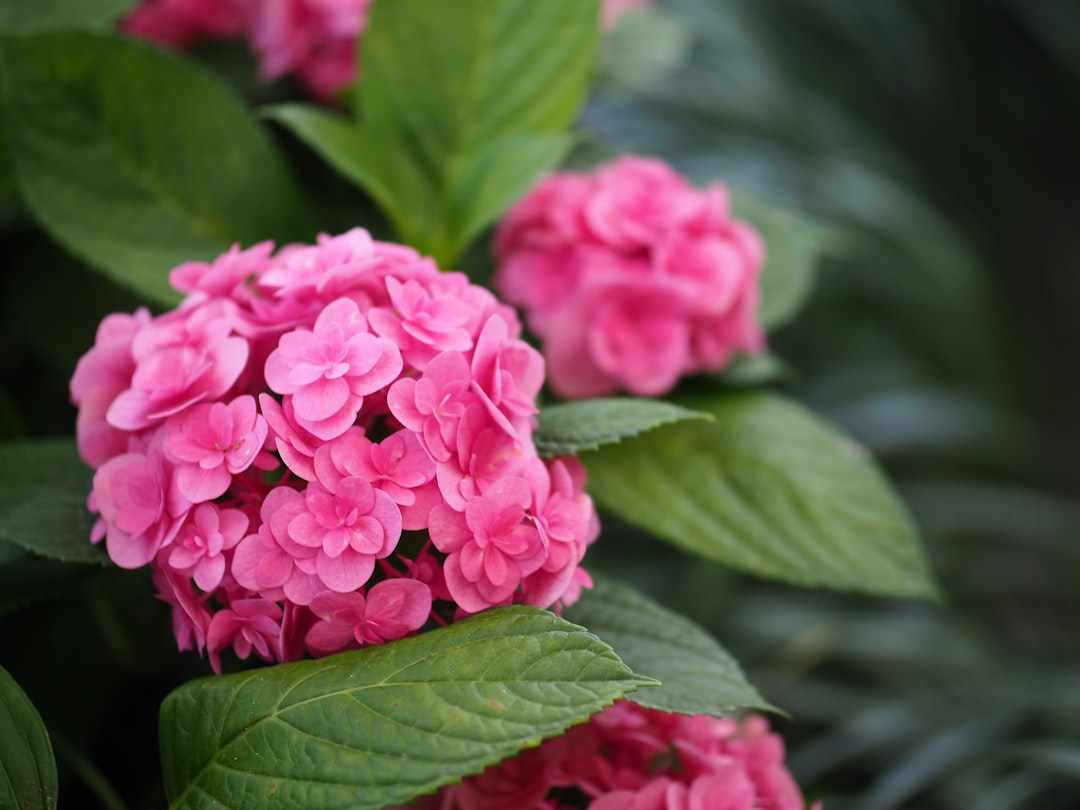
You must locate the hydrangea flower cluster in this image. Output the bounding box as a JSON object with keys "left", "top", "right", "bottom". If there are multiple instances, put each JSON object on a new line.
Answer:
{"left": 404, "top": 702, "right": 820, "bottom": 810}
{"left": 122, "top": 0, "right": 371, "bottom": 99}
{"left": 122, "top": 0, "right": 649, "bottom": 100}
{"left": 493, "top": 156, "right": 766, "bottom": 399}
{"left": 71, "top": 228, "right": 598, "bottom": 672}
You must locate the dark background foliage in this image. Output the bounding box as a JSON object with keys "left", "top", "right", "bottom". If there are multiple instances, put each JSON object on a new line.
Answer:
{"left": 2, "top": 1, "right": 1078, "bottom": 808}
{"left": 583, "top": 1, "right": 1080, "bottom": 807}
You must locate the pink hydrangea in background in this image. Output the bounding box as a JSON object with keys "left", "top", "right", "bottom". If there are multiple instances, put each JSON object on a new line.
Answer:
{"left": 71, "top": 228, "right": 598, "bottom": 672}
{"left": 121, "top": 0, "right": 648, "bottom": 100}
{"left": 403, "top": 701, "right": 820, "bottom": 810}
{"left": 122, "top": 0, "right": 370, "bottom": 99}
{"left": 493, "top": 156, "right": 766, "bottom": 399}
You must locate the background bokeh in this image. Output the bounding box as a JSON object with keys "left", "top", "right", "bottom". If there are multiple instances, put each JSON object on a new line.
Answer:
{"left": 582, "top": 2, "right": 1080, "bottom": 807}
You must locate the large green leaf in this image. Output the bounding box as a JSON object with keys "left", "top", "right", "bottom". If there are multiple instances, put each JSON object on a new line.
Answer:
{"left": 732, "top": 191, "right": 839, "bottom": 331}
{"left": 582, "top": 391, "right": 939, "bottom": 598}
{"left": 0, "top": 664, "right": 57, "bottom": 810}
{"left": 0, "top": 0, "right": 134, "bottom": 32}
{"left": 269, "top": 0, "right": 599, "bottom": 267}
{"left": 161, "top": 606, "right": 653, "bottom": 810}
{"left": 0, "top": 439, "right": 103, "bottom": 565}
{"left": 1, "top": 31, "right": 316, "bottom": 305}
{"left": 535, "top": 397, "right": 710, "bottom": 457}
{"left": 564, "top": 575, "right": 773, "bottom": 716}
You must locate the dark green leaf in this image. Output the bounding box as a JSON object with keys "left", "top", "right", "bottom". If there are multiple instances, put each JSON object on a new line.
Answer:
{"left": 565, "top": 575, "right": 774, "bottom": 716}
{"left": 0, "top": 0, "right": 134, "bottom": 32}
{"left": 0, "top": 439, "right": 103, "bottom": 565}
{"left": 0, "top": 664, "right": 58, "bottom": 810}
{"left": 264, "top": 103, "right": 431, "bottom": 241}
{"left": 1, "top": 31, "right": 316, "bottom": 305}
{"left": 535, "top": 397, "right": 710, "bottom": 457}
{"left": 732, "top": 191, "right": 839, "bottom": 330}
{"left": 582, "top": 391, "right": 939, "bottom": 598}
{"left": 161, "top": 606, "right": 654, "bottom": 810}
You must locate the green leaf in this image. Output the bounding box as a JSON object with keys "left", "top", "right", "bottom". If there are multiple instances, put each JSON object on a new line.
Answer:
{"left": 1, "top": 31, "right": 316, "bottom": 305}
{"left": 270, "top": 0, "right": 600, "bottom": 267}
{"left": 263, "top": 103, "right": 432, "bottom": 240}
{"left": 161, "top": 605, "right": 654, "bottom": 810}
{"left": 535, "top": 397, "right": 711, "bottom": 457}
{"left": 732, "top": 191, "right": 839, "bottom": 330}
{"left": 564, "top": 575, "right": 774, "bottom": 716}
{"left": 0, "top": 439, "right": 103, "bottom": 565}
{"left": 0, "top": 0, "right": 134, "bottom": 32}
{"left": 0, "top": 664, "right": 58, "bottom": 810}
{"left": 582, "top": 391, "right": 939, "bottom": 598}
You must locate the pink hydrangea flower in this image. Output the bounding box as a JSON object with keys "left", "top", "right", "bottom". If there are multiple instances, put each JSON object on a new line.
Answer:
{"left": 121, "top": 0, "right": 249, "bottom": 48}
{"left": 73, "top": 227, "right": 597, "bottom": 670}
{"left": 122, "top": 0, "right": 651, "bottom": 100}
{"left": 412, "top": 703, "right": 820, "bottom": 810}
{"left": 494, "top": 156, "right": 765, "bottom": 398}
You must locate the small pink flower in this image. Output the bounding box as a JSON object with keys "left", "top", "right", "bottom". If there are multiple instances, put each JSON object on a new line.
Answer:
{"left": 92, "top": 447, "right": 190, "bottom": 569}
{"left": 70, "top": 309, "right": 151, "bottom": 467}
{"left": 304, "top": 577, "right": 432, "bottom": 655}
{"left": 265, "top": 297, "right": 403, "bottom": 441}
{"left": 206, "top": 598, "right": 283, "bottom": 674}
{"left": 368, "top": 275, "right": 479, "bottom": 369}
{"left": 165, "top": 503, "right": 249, "bottom": 591}
{"left": 313, "top": 428, "right": 438, "bottom": 529}
{"left": 170, "top": 240, "right": 276, "bottom": 298}
{"left": 106, "top": 300, "right": 249, "bottom": 431}
{"left": 287, "top": 476, "right": 402, "bottom": 593}
{"left": 163, "top": 395, "right": 268, "bottom": 502}
{"left": 428, "top": 477, "right": 546, "bottom": 613}
{"left": 387, "top": 350, "right": 477, "bottom": 464}
{"left": 232, "top": 486, "right": 322, "bottom": 605}
{"left": 153, "top": 566, "right": 212, "bottom": 655}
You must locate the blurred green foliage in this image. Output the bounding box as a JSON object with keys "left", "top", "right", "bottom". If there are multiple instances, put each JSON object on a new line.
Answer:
{"left": 583, "top": 1, "right": 1080, "bottom": 807}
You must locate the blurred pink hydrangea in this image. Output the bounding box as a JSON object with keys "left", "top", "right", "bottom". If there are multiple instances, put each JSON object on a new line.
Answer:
{"left": 493, "top": 156, "right": 766, "bottom": 399}
{"left": 403, "top": 701, "right": 820, "bottom": 810}
{"left": 121, "top": 0, "right": 647, "bottom": 100}
{"left": 72, "top": 228, "right": 598, "bottom": 673}
{"left": 122, "top": 0, "right": 370, "bottom": 99}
